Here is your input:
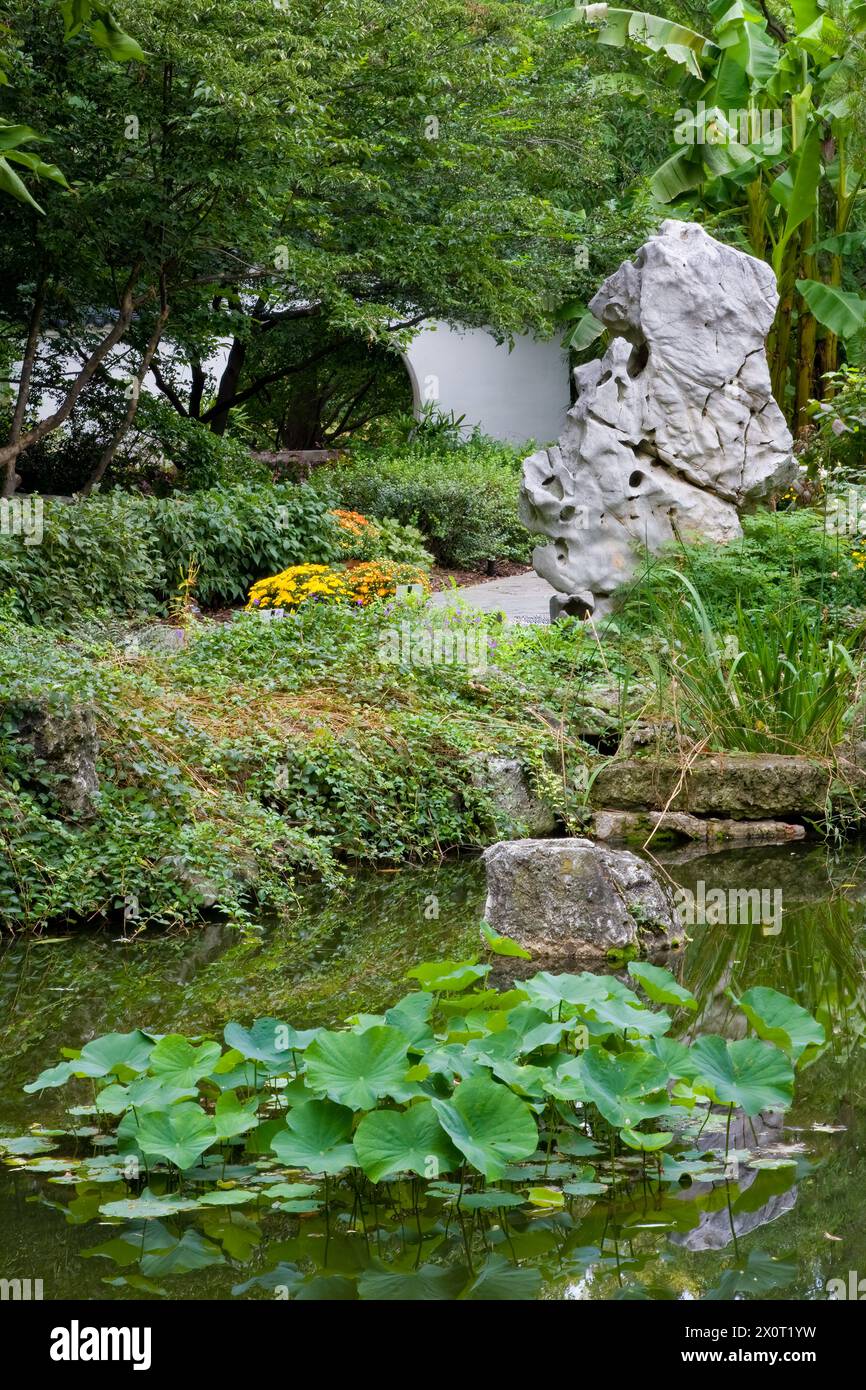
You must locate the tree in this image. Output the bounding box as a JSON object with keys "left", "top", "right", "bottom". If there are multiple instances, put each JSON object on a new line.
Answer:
{"left": 555, "top": 0, "right": 866, "bottom": 426}
{"left": 0, "top": 0, "right": 620, "bottom": 487}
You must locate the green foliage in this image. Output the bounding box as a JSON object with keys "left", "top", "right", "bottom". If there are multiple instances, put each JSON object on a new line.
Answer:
{"left": 0, "top": 596, "right": 593, "bottom": 929}
{"left": 628, "top": 570, "right": 864, "bottom": 755}
{"left": 145, "top": 484, "right": 338, "bottom": 607}
{"left": 805, "top": 366, "right": 866, "bottom": 473}
{"left": 618, "top": 509, "right": 864, "bottom": 628}
{"left": 314, "top": 440, "right": 532, "bottom": 567}
{"left": 130, "top": 399, "right": 272, "bottom": 493}
{"left": 0, "top": 491, "right": 163, "bottom": 623}
{"left": 0, "top": 0, "right": 623, "bottom": 473}
{"left": 0, "top": 484, "right": 338, "bottom": 623}
{"left": 556, "top": 0, "right": 866, "bottom": 413}
{"left": 10, "top": 950, "right": 817, "bottom": 1275}
{"left": 344, "top": 515, "right": 433, "bottom": 569}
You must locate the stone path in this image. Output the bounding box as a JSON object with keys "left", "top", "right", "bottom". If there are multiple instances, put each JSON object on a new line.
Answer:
{"left": 428, "top": 571, "right": 552, "bottom": 625}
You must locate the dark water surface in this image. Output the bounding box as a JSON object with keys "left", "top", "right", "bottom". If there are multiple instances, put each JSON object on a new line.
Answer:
{"left": 1, "top": 844, "right": 864, "bottom": 1301}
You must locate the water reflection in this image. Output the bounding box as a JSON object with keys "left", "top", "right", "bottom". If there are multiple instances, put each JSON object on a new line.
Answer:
{"left": 1, "top": 841, "right": 865, "bottom": 1300}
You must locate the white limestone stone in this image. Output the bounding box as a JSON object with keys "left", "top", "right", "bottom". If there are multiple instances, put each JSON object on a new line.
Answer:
{"left": 520, "top": 221, "right": 795, "bottom": 613}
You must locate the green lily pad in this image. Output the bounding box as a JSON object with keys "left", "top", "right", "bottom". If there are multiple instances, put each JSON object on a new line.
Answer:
{"left": 620, "top": 1128, "right": 673, "bottom": 1151}
{"left": 304, "top": 1025, "right": 412, "bottom": 1110}
{"left": 406, "top": 960, "right": 491, "bottom": 993}
{"left": 197, "top": 1189, "right": 256, "bottom": 1206}
{"left": 223, "top": 1018, "right": 317, "bottom": 1066}
{"left": 214, "top": 1090, "right": 259, "bottom": 1141}
{"left": 464, "top": 1253, "right": 542, "bottom": 1300}
{"left": 271, "top": 1099, "right": 358, "bottom": 1175}
{"left": 628, "top": 962, "right": 697, "bottom": 1011}
{"left": 733, "top": 986, "right": 825, "bottom": 1064}
{"left": 358, "top": 1262, "right": 467, "bottom": 1301}
{"left": 148, "top": 1035, "right": 223, "bottom": 1089}
{"left": 579, "top": 1047, "right": 670, "bottom": 1129}
{"left": 431, "top": 1073, "right": 538, "bottom": 1180}
{"left": 0, "top": 1135, "right": 58, "bottom": 1156}
{"left": 480, "top": 921, "right": 532, "bottom": 959}
{"left": 133, "top": 1101, "right": 218, "bottom": 1170}
{"left": 353, "top": 1101, "right": 460, "bottom": 1182}
{"left": 689, "top": 1036, "right": 795, "bottom": 1116}
{"left": 99, "top": 1189, "right": 200, "bottom": 1219}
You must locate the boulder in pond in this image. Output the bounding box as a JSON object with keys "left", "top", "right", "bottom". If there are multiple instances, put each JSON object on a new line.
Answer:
{"left": 482, "top": 836, "right": 682, "bottom": 964}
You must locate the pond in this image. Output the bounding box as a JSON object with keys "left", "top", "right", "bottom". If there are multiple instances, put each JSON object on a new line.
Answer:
{"left": 1, "top": 841, "right": 865, "bottom": 1301}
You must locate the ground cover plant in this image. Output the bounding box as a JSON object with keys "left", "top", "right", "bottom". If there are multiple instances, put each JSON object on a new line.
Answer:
{"left": 0, "top": 932, "right": 823, "bottom": 1300}
{"left": 0, "top": 597, "right": 607, "bottom": 931}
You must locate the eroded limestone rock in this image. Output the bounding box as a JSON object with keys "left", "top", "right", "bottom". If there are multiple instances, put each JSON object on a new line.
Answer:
{"left": 521, "top": 221, "right": 795, "bottom": 613}
{"left": 470, "top": 755, "right": 558, "bottom": 838}
{"left": 12, "top": 699, "right": 100, "bottom": 820}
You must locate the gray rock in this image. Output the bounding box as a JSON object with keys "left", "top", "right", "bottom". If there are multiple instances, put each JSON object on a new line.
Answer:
{"left": 591, "top": 754, "right": 826, "bottom": 820}
{"left": 520, "top": 221, "right": 796, "bottom": 612}
{"left": 592, "top": 810, "right": 806, "bottom": 845}
{"left": 482, "top": 836, "right": 682, "bottom": 964}
{"left": 471, "top": 755, "right": 557, "bottom": 838}
{"left": 12, "top": 700, "right": 100, "bottom": 819}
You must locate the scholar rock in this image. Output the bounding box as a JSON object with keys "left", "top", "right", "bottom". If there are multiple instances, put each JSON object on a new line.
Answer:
{"left": 521, "top": 221, "right": 795, "bottom": 614}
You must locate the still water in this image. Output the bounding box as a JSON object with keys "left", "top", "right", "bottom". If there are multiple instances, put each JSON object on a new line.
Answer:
{"left": 1, "top": 842, "right": 864, "bottom": 1300}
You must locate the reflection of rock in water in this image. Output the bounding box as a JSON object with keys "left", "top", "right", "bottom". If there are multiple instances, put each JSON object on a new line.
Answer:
{"left": 670, "top": 1111, "right": 798, "bottom": 1252}
{"left": 651, "top": 842, "right": 840, "bottom": 904}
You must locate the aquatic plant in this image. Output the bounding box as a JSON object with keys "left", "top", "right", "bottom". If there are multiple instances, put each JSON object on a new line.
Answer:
{"left": 1, "top": 932, "right": 823, "bottom": 1298}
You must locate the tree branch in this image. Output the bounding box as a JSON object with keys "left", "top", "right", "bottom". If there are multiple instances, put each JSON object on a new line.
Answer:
{"left": 0, "top": 263, "right": 146, "bottom": 494}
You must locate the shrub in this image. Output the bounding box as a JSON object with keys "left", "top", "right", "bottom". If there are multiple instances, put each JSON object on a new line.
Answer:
{"left": 145, "top": 484, "right": 339, "bottom": 608}
{"left": 804, "top": 366, "right": 866, "bottom": 475}
{"left": 313, "top": 439, "right": 532, "bottom": 567}
{"left": 129, "top": 400, "right": 272, "bottom": 491}
{"left": 0, "top": 484, "right": 340, "bottom": 624}
{"left": 329, "top": 508, "right": 433, "bottom": 567}
{"left": 0, "top": 491, "right": 165, "bottom": 625}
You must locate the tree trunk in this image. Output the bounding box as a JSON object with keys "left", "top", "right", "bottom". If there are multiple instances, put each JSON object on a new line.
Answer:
{"left": 3, "top": 272, "right": 48, "bottom": 496}
{"left": 207, "top": 336, "right": 247, "bottom": 436}
{"left": 188, "top": 355, "right": 206, "bottom": 419}
{"left": 794, "top": 220, "right": 818, "bottom": 429}
{"left": 0, "top": 264, "right": 145, "bottom": 487}
{"left": 81, "top": 304, "right": 170, "bottom": 497}
{"left": 769, "top": 234, "right": 800, "bottom": 418}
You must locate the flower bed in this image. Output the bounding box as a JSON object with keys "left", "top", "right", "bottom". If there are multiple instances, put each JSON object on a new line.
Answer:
{"left": 246, "top": 559, "right": 430, "bottom": 611}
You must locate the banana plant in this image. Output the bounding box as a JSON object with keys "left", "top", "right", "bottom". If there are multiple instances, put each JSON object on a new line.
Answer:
{"left": 552, "top": 0, "right": 866, "bottom": 426}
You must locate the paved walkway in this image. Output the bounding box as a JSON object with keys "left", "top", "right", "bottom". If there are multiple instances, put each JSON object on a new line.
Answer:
{"left": 428, "top": 571, "right": 552, "bottom": 625}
